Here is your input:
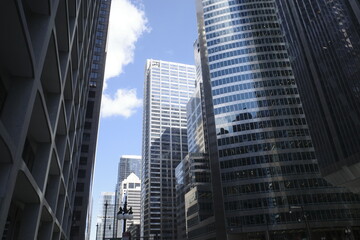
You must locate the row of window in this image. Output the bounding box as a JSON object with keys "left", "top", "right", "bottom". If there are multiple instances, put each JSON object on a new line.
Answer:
{"left": 222, "top": 178, "right": 330, "bottom": 196}
{"left": 210, "top": 52, "right": 288, "bottom": 70}
{"left": 208, "top": 36, "right": 284, "bottom": 56}
{"left": 211, "top": 60, "right": 291, "bottom": 78}
{"left": 220, "top": 151, "right": 316, "bottom": 169}
{"left": 225, "top": 192, "right": 360, "bottom": 211}
{"left": 219, "top": 139, "right": 313, "bottom": 158}
{"left": 212, "top": 77, "right": 295, "bottom": 95}
{"left": 217, "top": 116, "right": 307, "bottom": 136}
{"left": 221, "top": 163, "right": 319, "bottom": 182}
{"left": 205, "top": 14, "right": 278, "bottom": 34}
{"left": 207, "top": 29, "right": 282, "bottom": 47}
{"left": 204, "top": 2, "right": 274, "bottom": 19}
{"left": 205, "top": 5, "right": 276, "bottom": 26}
{"left": 213, "top": 87, "right": 299, "bottom": 106}
{"left": 214, "top": 97, "right": 301, "bottom": 115}
{"left": 227, "top": 208, "right": 360, "bottom": 226}
{"left": 217, "top": 128, "right": 310, "bottom": 147}
{"left": 203, "top": 0, "right": 272, "bottom": 13}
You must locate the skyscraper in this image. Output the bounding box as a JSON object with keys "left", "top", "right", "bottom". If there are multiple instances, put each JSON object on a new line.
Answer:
{"left": 116, "top": 155, "right": 141, "bottom": 197}
{"left": 97, "top": 192, "right": 116, "bottom": 240}
{"left": 114, "top": 155, "right": 141, "bottom": 237}
{"left": 141, "top": 59, "right": 195, "bottom": 239}
{"left": 275, "top": 0, "right": 360, "bottom": 193}
{"left": 0, "top": 0, "right": 110, "bottom": 239}
{"left": 175, "top": 40, "right": 215, "bottom": 240}
{"left": 195, "top": 0, "right": 360, "bottom": 239}
{"left": 72, "top": 0, "right": 112, "bottom": 239}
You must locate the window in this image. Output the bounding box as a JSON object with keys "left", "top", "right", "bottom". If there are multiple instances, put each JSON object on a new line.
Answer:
{"left": 0, "top": 79, "right": 7, "bottom": 113}
{"left": 76, "top": 183, "right": 85, "bottom": 192}
{"left": 78, "top": 170, "right": 86, "bottom": 178}
{"left": 84, "top": 133, "right": 91, "bottom": 140}
{"left": 80, "top": 157, "right": 87, "bottom": 165}
{"left": 81, "top": 145, "right": 89, "bottom": 153}
{"left": 22, "top": 138, "right": 35, "bottom": 171}
{"left": 86, "top": 101, "right": 94, "bottom": 118}
{"left": 89, "top": 91, "right": 96, "bottom": 98}
{"left": 84, "top": 122, "right": 92, "bottom": 129}
{"left": 89, "top": 81, "right": 97, "bottom": 88}
{"left": 74, "top": 197, "right": 83, "bottom": 206}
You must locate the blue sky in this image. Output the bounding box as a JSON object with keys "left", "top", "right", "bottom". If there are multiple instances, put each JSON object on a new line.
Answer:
{"left": 90, "top": 0, "right": 197, "bottom": 239}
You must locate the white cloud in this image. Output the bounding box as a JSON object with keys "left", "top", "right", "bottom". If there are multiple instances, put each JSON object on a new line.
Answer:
{"left": 101, "top": 89, "right": 142, "bottom": 118}
{"left": 104, "top": 0, "right": 149, "bottom": 85}
{"left": 100, "top": 0, "right": 149, "bottom": 118}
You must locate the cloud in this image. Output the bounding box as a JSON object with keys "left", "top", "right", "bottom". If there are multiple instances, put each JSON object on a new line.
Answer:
{"left": 104, "top": 0, "right": 149, "bottom": 85}
{"left": 100, "top": 0, "right": 149, "bottom": 118}
{"left": 101, "top": 89, "right": 142, "bottom": 118}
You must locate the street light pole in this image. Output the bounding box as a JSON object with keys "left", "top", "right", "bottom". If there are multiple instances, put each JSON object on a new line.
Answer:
{"left": 96, "top": 224, "right": 99, "bottom": 240}
{"left": 117, "top": 192, "right": 133, "bottom": 236}
{"left": 103, "top": 201, "right": 108, "bottom": 240}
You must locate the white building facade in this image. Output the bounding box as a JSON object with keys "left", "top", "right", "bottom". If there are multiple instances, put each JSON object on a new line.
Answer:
{"left": 119, "top": 173, "right": 141, "bottom": 233}
{"left": 142, "top": 59, "right": 196, "bottom": 239}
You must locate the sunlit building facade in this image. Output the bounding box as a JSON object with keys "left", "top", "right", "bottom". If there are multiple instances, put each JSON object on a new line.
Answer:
{"left": 119, "top": 173, "right": 141, "bottom": 234}
{"left": 195, "top": 0, "right": 360, "bottom": 239}
{"left": 142, "top": 59, "right": 195, "bottom": 239}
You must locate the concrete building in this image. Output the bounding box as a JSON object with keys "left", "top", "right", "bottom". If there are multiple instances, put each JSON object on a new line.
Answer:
{"left": 72, "top": 0, "right": 112, "bottom": 239}
{"left": 275, "top": 0, "right": 360, "bottom": 193}
{"left": 119, "top": 173, "right": 141, "bottom": 234}
{"left": 141, "top": 59, "right": 195, "bottom": 239}
{"left": 0, "top": 0, "right": 110, "bottom": 239}
{"left": 194, "top": 0, "right": 360, "bottom": 239}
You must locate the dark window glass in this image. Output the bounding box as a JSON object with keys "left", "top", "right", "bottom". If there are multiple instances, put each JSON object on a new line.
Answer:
{"left": 0, "top": 79, "right": 7, "bottom": 113}
{"left": 88, "top": 91, "right": 96, "bottom": 98}
{"left": 84, "top": 122, "right": 92, "bottom": 129}
{"left": 76, "top": 183, "right": 85, "bottom": 192}
{"left": 81, "top": 145, "right": 89, "bottom": 153}
{"left": 78, "top": 170, "right": 86, "bottom": 178}
{"left": 86, "top": 101, "right": 94, "bottom": 118}
{"left": 22, "top": 138, "right": 35, "bottom": 171}
{"left": 80, "top": 157, "right": 87, "bottom": 165}
{"left": 74, "top": 197, "right": 83, "bottom": 206}
{"left": 83, "top": 133, "right": 90, "bottom": 141}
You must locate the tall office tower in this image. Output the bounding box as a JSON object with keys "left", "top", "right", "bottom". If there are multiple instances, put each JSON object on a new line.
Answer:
{"left": 72, "top": 0, "right": 112, "bottom": 239}
{"left": 115, "top": 155, "right": 141, "bottom": 201}
{"left": 142, "top": 59, "right": 195, "bottom": 239}
{"left": 0, "top": 0, "right": 110, "bottom": 239}
{"left": 97, "top": 192, "right": 115, "bottom": 239}
{"left": 118, "top": 173, "right": 141, "bottom": 234}
{"left": 274, "top": 0, "right": 360, "bottom": 194}
{"left": 175, "top": 40, "right": 215, "bottom": 240}
{"left": 195, "top": 0, "right": 360, "bottom": 239}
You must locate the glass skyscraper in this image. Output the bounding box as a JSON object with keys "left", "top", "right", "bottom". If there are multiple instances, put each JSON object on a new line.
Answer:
{"left": 195, "top": 0, "right": 360, "bottom": 239}
{"left": 141, "top": 59, "right": 195, "bottom": 239}
{"left": 116, "top": 155, "right": 141, "bottom": 200}
{"left": 275, "top": 0, "right": 360, "bottom": 194}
